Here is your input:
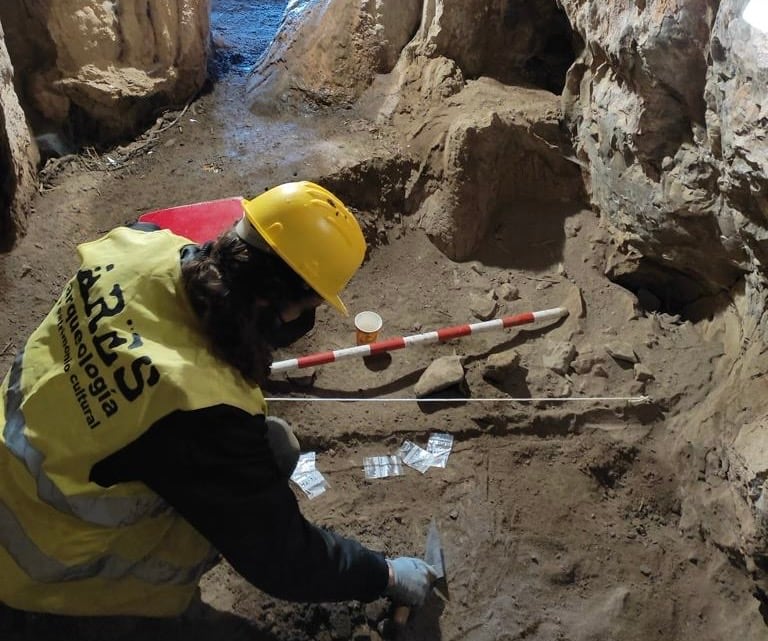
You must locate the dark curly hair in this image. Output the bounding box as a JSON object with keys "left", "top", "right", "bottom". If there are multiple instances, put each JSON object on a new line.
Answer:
{"left": 180, "top": 229, "right": 312, "bottom": 385}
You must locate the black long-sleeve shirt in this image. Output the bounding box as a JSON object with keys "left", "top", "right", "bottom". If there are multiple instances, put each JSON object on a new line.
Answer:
{"left": 90, "top": 404, "right": 389, "bottom": 603}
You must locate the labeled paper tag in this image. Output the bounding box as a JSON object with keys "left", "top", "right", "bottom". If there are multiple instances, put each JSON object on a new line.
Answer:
{"left": 293, "top": 469, "right": 329, "bottom": 499}
{"left": 398, "top": 440, "right": 434, "bottom": 473}
{"left": 364, "top": 455, "right": 404, "bottom": 479}
{"left": 293, "top": 452, "right": 317, "bottom": 476}
{"left": 426, "top": 433, "right": 454, "bottom": 468}
{"left": 290, "top": 452, "right": 328, "bottom": 499}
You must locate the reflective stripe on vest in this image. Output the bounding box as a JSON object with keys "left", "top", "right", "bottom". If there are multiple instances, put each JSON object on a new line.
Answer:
{"left": 3, "top": 350, "right": 166, "bottom": 528}
{"left": 0, "top": 498, "right": 213, "bottom": 585}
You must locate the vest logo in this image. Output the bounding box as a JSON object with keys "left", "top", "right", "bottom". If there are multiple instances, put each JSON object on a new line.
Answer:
{"left": 54, "top": 263, "right": 160, "bottom": 429}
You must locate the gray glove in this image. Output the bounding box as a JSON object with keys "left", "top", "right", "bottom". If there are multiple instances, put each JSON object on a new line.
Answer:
{"left": 385, "top": 557, "right": 437, "bottom": 607}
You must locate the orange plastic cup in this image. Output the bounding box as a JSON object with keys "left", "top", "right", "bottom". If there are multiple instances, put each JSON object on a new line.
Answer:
{"left": 354, "top": 311, "right": 383, "bottom": 345}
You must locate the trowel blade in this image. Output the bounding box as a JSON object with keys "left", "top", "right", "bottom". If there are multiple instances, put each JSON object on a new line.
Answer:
{"left": 425, "top": 520, "right": 449, "bottom": 602}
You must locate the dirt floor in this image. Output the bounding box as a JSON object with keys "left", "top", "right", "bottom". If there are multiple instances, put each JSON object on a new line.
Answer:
{"left": 2, "top": 4, "right": 767, "bottom": 641}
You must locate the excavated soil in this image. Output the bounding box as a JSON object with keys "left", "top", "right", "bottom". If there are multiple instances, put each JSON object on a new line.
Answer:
{"left": 1, "top": 3, "right": 766, "bottom": 641}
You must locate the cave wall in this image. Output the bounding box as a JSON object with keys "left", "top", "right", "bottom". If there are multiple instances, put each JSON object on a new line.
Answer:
{"left": 247, "top": 0, "right": 578, "bottom": 111}
{"left": 0, "top": 0, "right": 211, "bottom": 144}
{"left": 246, "top": 0, "right": 423, "bottom": 113}
{"left": 0, "top": 23, "right": 39, "bottom": 249}
{"left": 0, "top": 0, "right": 211, "bottom": 246}
{"left": 559, "top": 0, "right": 762, "bottom": 297}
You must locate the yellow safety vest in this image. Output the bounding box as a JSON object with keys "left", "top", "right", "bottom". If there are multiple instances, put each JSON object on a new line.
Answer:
{"left": 0, "top": 227, "right": 267, "bottom": 616}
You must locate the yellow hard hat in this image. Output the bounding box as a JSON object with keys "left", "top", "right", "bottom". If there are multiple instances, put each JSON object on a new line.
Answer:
{"left": 237, "top": 181, "right": 366, "bottom": 316}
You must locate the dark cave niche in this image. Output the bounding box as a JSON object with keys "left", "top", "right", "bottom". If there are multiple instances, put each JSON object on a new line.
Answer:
{"left": 753, "top": 585, "right": 768, "bottom": 627}
{"left": 500, "top": 0, "right": 580, "bottom": 94}
{"left": 522, "top": 16, "right": 579, "bottom": 94}
{"left": 0, "top": 129, "right": 17, "bottom": 251}
{"left": 607, "top": 255, "right": 728, "bottom": 322}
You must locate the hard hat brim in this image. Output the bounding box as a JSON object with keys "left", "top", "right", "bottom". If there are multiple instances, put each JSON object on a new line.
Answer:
{"left": 328, "top": 294, "right": 349, "bottom": 317}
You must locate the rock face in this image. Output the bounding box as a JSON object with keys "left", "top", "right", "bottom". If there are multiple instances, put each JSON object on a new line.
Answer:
{"left": 0, "top": 0, "right": 211, "bottom": 143}
{"left": 246, "top": 0, "right": 423, "bottom": 113}
{"left": 560, "top": 0, "right": 765, "bottom": 300}
{"left": 0, "top": 24, "right": 38, "bottom": 249}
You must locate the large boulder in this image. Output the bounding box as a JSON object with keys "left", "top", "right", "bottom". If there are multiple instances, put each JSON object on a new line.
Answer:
{"left": 404, "top": 79, "right": 584, "bottom": 260}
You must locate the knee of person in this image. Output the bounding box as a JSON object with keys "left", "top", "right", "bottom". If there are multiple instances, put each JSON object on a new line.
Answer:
{"left": 265, "top": 416, "right": 300, "bottom": 478}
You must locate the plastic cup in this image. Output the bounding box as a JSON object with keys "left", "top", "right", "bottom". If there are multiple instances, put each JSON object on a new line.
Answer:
{"left": 354, "top": 311, "right": 383, "bottom": 345}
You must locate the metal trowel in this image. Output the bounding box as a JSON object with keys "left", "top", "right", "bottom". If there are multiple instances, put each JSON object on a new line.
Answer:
{"left": 425, "top": 519, "right": 449, "bottom": 602}
{"left": 392, "top": 519, "right": 449, "bottom": 627}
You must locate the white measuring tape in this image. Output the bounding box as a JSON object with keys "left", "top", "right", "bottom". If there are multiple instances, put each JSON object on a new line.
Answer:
{"left": 265, "top": 395, "right": 651, "bottom": 403}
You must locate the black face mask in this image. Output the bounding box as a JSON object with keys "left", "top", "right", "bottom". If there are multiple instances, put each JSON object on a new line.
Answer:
{"left": 263, "top": 307, "right": 317, "bottom": 348}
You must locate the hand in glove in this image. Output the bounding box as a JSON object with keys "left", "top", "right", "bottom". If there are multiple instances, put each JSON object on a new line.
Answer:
{"left": 385, "top": 557, "right": 437, "bottom": 607}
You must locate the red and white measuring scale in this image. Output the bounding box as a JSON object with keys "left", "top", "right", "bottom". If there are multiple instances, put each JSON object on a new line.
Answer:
{"left": 270, "top": 307, "right": 568, "bottom": 373}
